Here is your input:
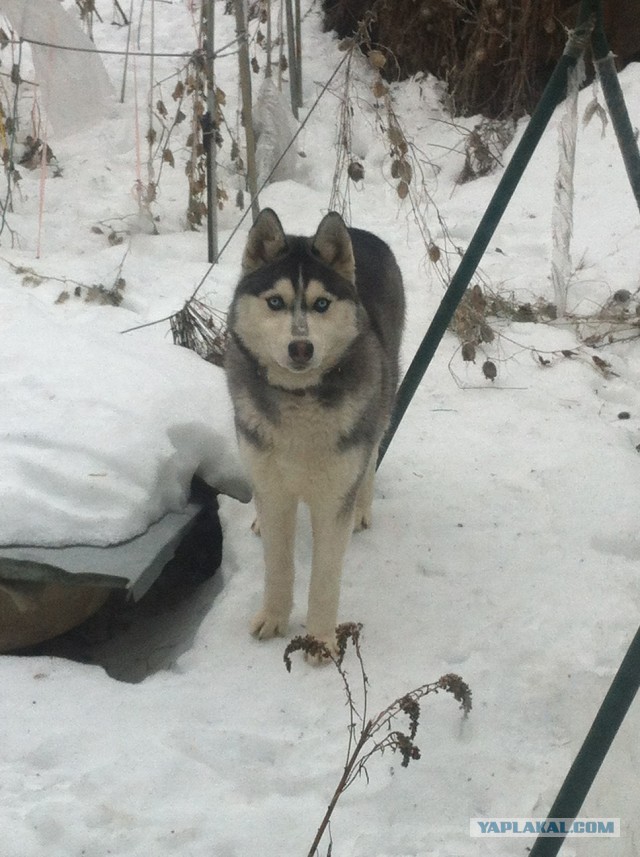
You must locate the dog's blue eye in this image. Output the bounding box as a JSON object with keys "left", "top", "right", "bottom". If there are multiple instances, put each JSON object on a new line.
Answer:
{"left": 313, "top": 298, "right": 331, "bottom": 313}
{"left": 266, "top": 295, "right": 285, "bottom": 311}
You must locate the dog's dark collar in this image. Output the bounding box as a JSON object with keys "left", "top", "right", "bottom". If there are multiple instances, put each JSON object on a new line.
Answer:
{"left": 270, "top": 366, "right": 344, "bottom": 398}
{"left": 271, "top": 383, "right": 316, "bottom": 397}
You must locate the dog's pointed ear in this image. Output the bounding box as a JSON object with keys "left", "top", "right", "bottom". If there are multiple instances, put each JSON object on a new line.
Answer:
{"left": 242, "top": 208, "right": 287, "bottom": 273}
{"left": 312, "top": 212, "right": 355, "bottom": 283}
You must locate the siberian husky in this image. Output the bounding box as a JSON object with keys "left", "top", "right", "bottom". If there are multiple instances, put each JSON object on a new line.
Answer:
{"left": 226, "top": 209, "right": 405, "bottom": 650}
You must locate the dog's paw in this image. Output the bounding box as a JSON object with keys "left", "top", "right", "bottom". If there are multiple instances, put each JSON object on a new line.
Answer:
{"left": 250, "top": 609, "right": 288, "bottom": 640}
{"left": 251, "top": 517, "right": 261, "bottom": 536}
{"left": 353, "top": 510, "right": 371, "bottom": 532}
{"left": 305, "top": 645, "right": 336, "bottom": 666}
{"left": 304, "top": 630, "right": 339, "bottom": 666}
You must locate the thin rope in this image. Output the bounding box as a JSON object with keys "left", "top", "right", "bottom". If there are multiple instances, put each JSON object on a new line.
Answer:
{"left": 15, "top": 34, "right": 241, "bottom": 60}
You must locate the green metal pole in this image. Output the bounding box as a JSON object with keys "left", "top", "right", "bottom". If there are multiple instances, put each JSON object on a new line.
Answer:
{"left": 590, "top": 5, "right": 640, "bottom": 215}
{"left": 528, "top": 623, "right": 640, "bottom": 857}
{"left": 377, "top": 2, "right": 594, "bottom": 466}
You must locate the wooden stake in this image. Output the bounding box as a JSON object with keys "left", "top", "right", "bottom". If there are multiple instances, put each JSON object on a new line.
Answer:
{"left": 204, "top": 0, "right": 219, "bottom": 261}
{"left": 294, "top": 0, "right": 302, "bottom": 108}
{"left": 265, "top": 0, "right": 272, "bottom": 79}
{"left": 147, "top": 0, "right": 156, "bottom": 193}
{"left": 120, "top": 0, "right": 135, "bottom": 103}
{"left": 284, "top": 0, "right": 298, "bottom": 119}
{"left": 234, "top": 0, "right": 259, "bottom": 221}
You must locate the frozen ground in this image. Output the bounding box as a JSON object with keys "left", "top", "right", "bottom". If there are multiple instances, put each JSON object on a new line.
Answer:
{"left": 1, "top": 1, "right": 639, "bottom": 855}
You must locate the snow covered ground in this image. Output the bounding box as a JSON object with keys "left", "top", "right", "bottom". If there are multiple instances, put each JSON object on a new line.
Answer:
{"left": 1, "top": 1, "right": 639, "bottom": 855}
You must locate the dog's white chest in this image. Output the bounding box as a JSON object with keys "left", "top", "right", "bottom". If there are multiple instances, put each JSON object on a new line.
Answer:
{"left": 240, "top": 391, "right": 366, "bottom": 499}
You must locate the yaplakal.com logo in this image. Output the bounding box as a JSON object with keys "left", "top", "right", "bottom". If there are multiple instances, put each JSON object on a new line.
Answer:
{"left": 470, "top": 818, "right": 620, "bottom": 837}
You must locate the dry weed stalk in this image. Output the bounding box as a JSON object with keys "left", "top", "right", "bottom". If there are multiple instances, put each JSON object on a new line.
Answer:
{"left": 326, "top": 20, "right": 462, "bottom": 295}
{"left": 327, "top": 41, "right": 357, "bottom": 218}
{"left": 450, "top": 282, "right": 557, "bottom": 385}
{"left": 447, "top": 279, "right": 639, "bottom": 387}
{"left": 75, "top": 0, "right": 99, "bottom": 39}
{"left": 169, "top": 298, "right": 228, "bottom": 366}
{"left": 0, "top": 33, "right": 26, "bottom": 243}
{"left": 2, "top": 252, "right": 129, "bottom": 307}
{"left": 457, "top": 118, "right": 516, "bottom": 184}
{"left": 284, "top": 623, "right": 472, "bottom": 857}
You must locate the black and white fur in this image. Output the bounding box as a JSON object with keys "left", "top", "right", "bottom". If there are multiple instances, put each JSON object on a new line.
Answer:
{"left": 226, "top": 209, "right": 405, "bottom": 650}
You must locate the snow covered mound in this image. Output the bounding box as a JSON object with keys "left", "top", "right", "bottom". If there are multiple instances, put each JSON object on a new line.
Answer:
{"left": 0, "top": 301, "right": 249, "bottom": 548}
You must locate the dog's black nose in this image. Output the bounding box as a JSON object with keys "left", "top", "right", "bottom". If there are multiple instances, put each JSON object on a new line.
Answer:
{"left": 288, "top": 339, "right": 314, "bottom": 364}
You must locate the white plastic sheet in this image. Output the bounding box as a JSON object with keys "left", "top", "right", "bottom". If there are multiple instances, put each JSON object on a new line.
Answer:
{"left": 254, "top": 78, "right": 299, "bottom": 187}
{"left": 0, "top": 0, "right": 114, "bottom": 137}
{"left": 551, "top": 59, "right": 585, "bottom": 316}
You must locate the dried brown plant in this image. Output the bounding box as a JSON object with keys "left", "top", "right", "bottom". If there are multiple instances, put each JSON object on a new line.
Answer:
{"left": 284, "top": 623, "right": 472, "bottom": 857}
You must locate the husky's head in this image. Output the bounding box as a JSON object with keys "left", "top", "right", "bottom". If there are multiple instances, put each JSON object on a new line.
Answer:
{"left": 230, "top": 209, "right": 363, "bottom": 389}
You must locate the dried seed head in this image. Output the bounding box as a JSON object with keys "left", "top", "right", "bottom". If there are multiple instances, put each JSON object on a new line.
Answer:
{"left": 428, "top": 243, "right": 441, "bottom": 263}
{"left": 372, "top": 79, "right": 388, "bottom": 98}
{"left": 396, "top": 733, "right": 421, "bottom": 768}
{"left": 437, "top": 673, "right": 473, "bottom": 715}
{"left": 461, "top": 342, "right": 476, "bottom": 363}
{"left": 335, "top": 622, "right": 363, "bottom": 665}
{"left": 482, "top": 360, "right": 497, "bottom": 382}
{"left": 396, "top": 180, "right": 409, "bottom": 200}
{"left": 283, "top": 635, "right": 333, "bottom": 672}
{"left": 394, "top": 160, "right": 412, "bottom": 184}
{"left": 469, "top": 284, "right": 486, "bottom": 312}
{"left": 368, "top": 50, "right": 387, "bottom": 70}
{"left": 479, "top": 322, "right": 495, "bottom": 343}
{"left": 388, "top": 124, "right": 408, "bottom": 154}
{"left": 398, "top": 694, "right": 421, "bottom": 739}
{"left": 348, "top": 161, "right": 365, "bottom": 182}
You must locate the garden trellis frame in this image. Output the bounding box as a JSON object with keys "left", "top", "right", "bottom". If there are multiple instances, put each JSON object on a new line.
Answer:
{"left": 378, "top": 0, "right": 640, "bottom": 466}
{"left": 377, "top": 2, "right": 640, "bottom": 853}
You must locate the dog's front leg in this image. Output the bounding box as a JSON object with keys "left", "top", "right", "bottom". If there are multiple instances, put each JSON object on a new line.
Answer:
{"left": 251, "top": 489, "right": 297, "bottom": 640}
{"left": 306, "top": 500, "right": 354, "bottom": 651}
{"left": 353, "top": 444, "right": 378, "bottom": 532}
